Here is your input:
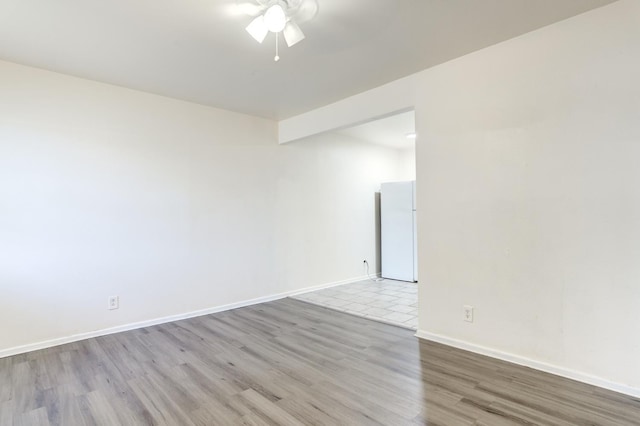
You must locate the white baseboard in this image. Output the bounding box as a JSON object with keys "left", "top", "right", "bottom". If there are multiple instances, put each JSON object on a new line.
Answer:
{"left": 415, "top": 330, "right": 640, "bottom": 399}
{"left": 288, "top": 274, "right": 373, "bottom": 296}
{"left": 0, "top": 275, "right": 370, "bottom": 359}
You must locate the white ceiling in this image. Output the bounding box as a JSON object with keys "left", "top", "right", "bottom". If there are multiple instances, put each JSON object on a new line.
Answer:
{"left": 337, "top": 111, "right": 416, "bottom": 150}
{"left": 0, "top": 0, "right": 616, "bottom": 120}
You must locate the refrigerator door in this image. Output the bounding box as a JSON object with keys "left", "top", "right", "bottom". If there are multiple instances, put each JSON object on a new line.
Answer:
{"left": 381, "top": 181, "right": 416, "bottom": 282}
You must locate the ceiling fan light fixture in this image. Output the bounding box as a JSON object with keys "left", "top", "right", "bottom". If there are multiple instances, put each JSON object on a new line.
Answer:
{"left": 246, "top": 15, "right": 268, "bottom": 43}
{"left": 263, "top": 4, "right": 287, "bottom": 33}
{"left": 238, "top": 0, "right": 317, "bottom": 61}
{"left": 283, "top": 21, "right": 305, "bottom": 47}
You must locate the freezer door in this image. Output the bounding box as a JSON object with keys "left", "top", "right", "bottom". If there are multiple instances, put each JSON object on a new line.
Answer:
{"left": 381, "top": 181, "right": 415, "bottom": 282}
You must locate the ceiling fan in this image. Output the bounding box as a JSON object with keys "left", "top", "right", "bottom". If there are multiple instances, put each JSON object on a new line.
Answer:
{"left": 237, "top": 0, "right": 319, "bottom": 61}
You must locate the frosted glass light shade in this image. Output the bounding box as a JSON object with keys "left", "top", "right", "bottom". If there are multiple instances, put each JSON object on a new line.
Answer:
{"left": 283, "top": 21, "right": 305, "bottom": 47}
{"left": 264, "top": 4, "right": 286, "bottom": 33}
{"left": 246, "top": 16, "right": 268, "bottom": 43}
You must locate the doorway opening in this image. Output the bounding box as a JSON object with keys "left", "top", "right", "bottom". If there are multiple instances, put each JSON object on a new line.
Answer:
{"left": 291, "top": 110, "right": 418, "bottom": 329}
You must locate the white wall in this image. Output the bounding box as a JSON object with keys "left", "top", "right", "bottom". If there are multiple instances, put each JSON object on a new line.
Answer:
{"left": 271, "top": 0, "right": 640, "bottom": 396}
{"left": 0, "top": 60, "right": 406, "bottom": 355}
{"left": 398, "top": 148, "right": 416, "bottom": 181}
{"left": 274, "top": 132, "right": 407, "bottom": 287}
{"left": 279, "top": 77, "right": 417, "bottom": 144}
{"left": 416, "top": 0, "right": 640, "bottom": 393}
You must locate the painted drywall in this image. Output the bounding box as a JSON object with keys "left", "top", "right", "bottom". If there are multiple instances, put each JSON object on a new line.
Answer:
{"left": 272, "top": 0, "right": 640, "bottom": 395}
{"left": 416, "top": 0, "right": 640, "bottom": 393}
{"left": 398, "top": 148, "right": 416, "bottom": 181}
{"left": 278, "top": 75, "right": 418, "bottom": 144}
{"left": 273, "top": 131, "right": 408, "bottom": 290}
{"left": 0, "top": 60, "right": 407, "bottom": 354}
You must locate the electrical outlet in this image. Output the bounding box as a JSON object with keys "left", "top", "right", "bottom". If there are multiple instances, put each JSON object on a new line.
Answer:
{"left": 463, "top": 305, "right": 473, "bottom": 323}
{"left": 108, "top": 296, "right": 119, "bottom": 310}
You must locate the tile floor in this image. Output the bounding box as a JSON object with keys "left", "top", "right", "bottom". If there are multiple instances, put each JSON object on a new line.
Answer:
{"left": 291, "top": 279, "right": 418, "bottom": 329}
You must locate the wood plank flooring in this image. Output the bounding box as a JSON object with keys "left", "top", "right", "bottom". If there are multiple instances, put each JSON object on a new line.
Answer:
{"left": 1, "top": 298, "right": 639, "bottom": 425}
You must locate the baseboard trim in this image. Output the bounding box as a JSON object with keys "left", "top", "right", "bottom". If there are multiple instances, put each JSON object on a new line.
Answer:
{"left": 415, "top": 330, "right": 640, "bottom": 399}
{"left": 0, "top": 275, "right": 370, "bottom": 359}
{"left": 288, "top": 274, "right": 373, "bottom": 296}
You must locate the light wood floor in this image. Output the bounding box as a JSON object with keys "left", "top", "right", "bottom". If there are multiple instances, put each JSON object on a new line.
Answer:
{"left": 1, "top": 298, "right": 639, "bottom": 425}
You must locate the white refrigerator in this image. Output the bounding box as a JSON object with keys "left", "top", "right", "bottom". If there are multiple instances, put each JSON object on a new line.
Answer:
{"left": 381, "top": 181, "right": 417, "bottom": 282}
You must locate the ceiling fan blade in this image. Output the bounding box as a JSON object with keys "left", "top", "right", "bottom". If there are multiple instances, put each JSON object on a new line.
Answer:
{"left": 236, "top": 0, "right": 267, "bottom": 17}
{"left": 290, "top": 0, "right": 318, "bottom": 23}
{"left": 246, "top": 16, "right": 268, "bottom": 43}
{"left": 283, "top": 21, "right": 305, "bottom": 47}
